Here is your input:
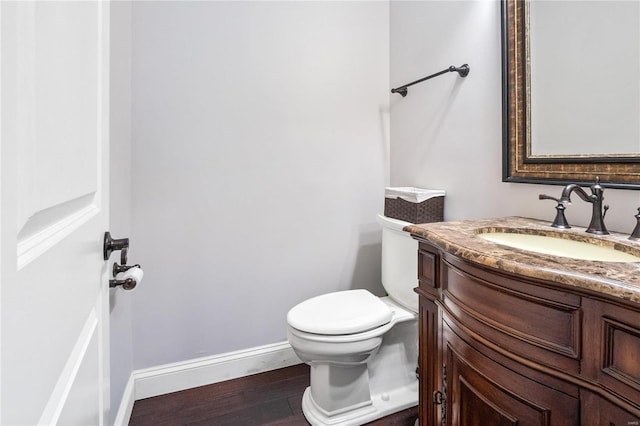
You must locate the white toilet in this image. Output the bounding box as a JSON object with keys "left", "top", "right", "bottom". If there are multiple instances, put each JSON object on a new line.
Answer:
{"left": 287, "top": 214, "right": 419, "bottom": 426}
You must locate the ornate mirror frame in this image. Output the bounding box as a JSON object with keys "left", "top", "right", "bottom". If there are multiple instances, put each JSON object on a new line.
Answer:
{"left": 501, "top": 0, "right": 640, "bottom": 189}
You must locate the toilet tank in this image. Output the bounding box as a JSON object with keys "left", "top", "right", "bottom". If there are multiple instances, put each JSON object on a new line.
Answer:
{"left": 377, "top": 214, "right": 418, "bottom": 312}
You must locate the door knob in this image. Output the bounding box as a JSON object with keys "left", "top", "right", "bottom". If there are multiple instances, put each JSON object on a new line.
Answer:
{"left": 103, "top": 232, "right": 129, "bottom": 262}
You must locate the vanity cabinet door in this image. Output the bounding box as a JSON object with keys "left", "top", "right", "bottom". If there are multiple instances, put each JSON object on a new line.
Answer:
{"left": 443, "top": 315, "right": 579, "bottom": 426}
{"left": 582, "top": 298, "right": 640, "bottom": 414}
{"left": 416, "top": 242, "right": 443, "bottom": 425}
{"left": 581, "top": 390, "right": 640, "bottom": 426}
{"left": 417, "top": 295, "right": 442, "bottom": 426}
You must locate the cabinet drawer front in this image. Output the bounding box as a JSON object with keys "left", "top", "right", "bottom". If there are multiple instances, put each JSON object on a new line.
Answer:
{"left": 417, "top": 243, "right": 440, "bottom": 298}
{"left": 442, "top": 257, "right": 581, "bottom": 372}
{"left": 418, "top": 249, "right": 437, "bottom": 288}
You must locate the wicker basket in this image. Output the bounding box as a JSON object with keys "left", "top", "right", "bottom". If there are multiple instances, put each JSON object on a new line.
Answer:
{"left": 384, "top": 195, "right": 444, "bottom": 224}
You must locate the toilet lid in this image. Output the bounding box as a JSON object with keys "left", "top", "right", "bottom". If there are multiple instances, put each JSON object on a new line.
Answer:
{"left": 287, "top": 289, "right": 392, "bottom": 335}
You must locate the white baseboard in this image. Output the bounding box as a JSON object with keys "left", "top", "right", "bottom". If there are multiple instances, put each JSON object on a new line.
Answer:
{"left": 113, "top": 341, "right": 300, "bottom": 425}
{"left": 113, "top": 374, "right": 135, "bottom": 426}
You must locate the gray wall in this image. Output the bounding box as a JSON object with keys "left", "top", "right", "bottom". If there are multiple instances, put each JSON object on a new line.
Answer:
{"left": 129, "top": 1, "right": 390, "bottom": 369}
{"left": 109, "top": 1, "right": 640, "bottom": 419}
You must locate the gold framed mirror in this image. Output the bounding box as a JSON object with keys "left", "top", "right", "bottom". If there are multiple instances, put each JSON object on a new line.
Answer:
{"left": 502, "top": 0, "right": 640, "bottom": 189}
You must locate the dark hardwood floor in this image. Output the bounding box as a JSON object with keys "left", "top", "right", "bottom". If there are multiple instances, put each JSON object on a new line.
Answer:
{"left": 129, "top": 364, "right": 418, "bottom": 425}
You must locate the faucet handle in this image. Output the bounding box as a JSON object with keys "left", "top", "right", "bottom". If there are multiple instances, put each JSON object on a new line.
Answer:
{"left": 539, "top": 194, "right": 571, "bottom": 229}
{"left": 629, "top": 207, "right": 640, "bottom": 241}
{"left": 539, "top": 194, "right": 561, "bottom": 203}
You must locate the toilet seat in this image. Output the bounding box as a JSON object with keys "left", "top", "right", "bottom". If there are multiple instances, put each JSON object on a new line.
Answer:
{"left": 287, "top": 289, "right": 392, "bottom": 335}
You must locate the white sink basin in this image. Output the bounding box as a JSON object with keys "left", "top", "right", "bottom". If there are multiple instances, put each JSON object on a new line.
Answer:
{"left": 479, "top": 232, "right": 640, "bottom": 263}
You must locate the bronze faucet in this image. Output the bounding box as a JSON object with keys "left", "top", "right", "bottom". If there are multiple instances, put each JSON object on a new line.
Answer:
{"left": 558, "top": 177, "right": 609, "bottom": 235}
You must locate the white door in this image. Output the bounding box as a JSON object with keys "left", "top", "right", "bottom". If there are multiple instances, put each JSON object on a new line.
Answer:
{"left": 1, "top": 1, "right": 111, "bottom": 424}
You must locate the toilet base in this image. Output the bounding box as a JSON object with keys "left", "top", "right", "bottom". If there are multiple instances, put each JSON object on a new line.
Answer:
{"left": 292, "top": 298, "right": 419, "bottom": 425}
{"left": 301, "top": 382, "right": 417, "bottom": 426}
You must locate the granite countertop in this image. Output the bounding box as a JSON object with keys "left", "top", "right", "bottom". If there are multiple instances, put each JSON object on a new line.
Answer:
{"left": 405, "top": 216, "right": 640, "bottom": 305}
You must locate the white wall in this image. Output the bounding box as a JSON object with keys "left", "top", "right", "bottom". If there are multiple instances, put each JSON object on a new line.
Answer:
{"left": 130, "top": 1, "right": 390, "bottom": 369}
{"left": 389, "top": 0, "right": 640, "bottom": 232}
{"left": 109, "top": 1, "right": 134, "bottom": 423}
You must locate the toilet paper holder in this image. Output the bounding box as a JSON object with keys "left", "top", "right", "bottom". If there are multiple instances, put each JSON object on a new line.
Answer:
{"left": 104, "top": 232, "right": 142, "bottom": 290}
{"left": 110, "top": 276, "right": 137, "bottom": 290}
{"left": 109, "top": 264, "right": 142, "bottom": 290}
{"left": 113, "top": 263, "right": 141, "bottom": 276}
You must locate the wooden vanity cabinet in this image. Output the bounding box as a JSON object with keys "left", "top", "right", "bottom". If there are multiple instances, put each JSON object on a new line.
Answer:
{"left": 416, "top": 243, "right": 443, "bottom": 426}
{"left": 414, "top": 241, "right": 640, "bottom": 426}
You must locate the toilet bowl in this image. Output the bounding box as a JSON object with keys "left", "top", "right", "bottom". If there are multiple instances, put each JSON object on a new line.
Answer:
{"left": 286, "top": 214, "right": 419, "bottom": 426}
